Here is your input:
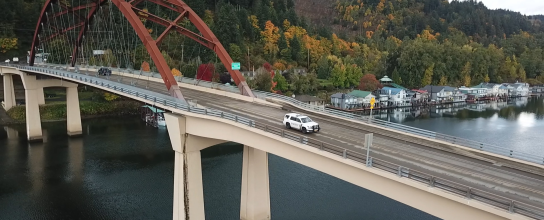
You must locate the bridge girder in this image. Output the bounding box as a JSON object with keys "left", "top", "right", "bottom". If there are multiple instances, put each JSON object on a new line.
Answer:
{"left": 29, "top": 0, "right": 255, "bottom": 99}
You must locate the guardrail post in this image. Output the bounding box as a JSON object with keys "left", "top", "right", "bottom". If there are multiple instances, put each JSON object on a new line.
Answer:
{"left": 367, "top": 157, "right": 373, "bottom": 167}
{"left": 320, "top": 143, "right": 324, "bottom": 151}
{"left": 220, "top": 112, "right": 224, "bottom": 118}
{"left": 466, "top": 188, "right": 472, "bottom": 199}
{"left": 397, "top": 166, "right": 402, "bottom": 177}
{"left": 164, "top": 100, "right": 166, "bottom": 106}
{"left": 249, "top": 120, "right": 253, "bottom": 127}
{"left": 300, "top": 137, "right": 304, "bottom": 143}
{"left": 281, "top": 130, "right": 284, "bottom": 137}
{"left": 343, "top": 149, "right": 347, "bottom": 158}
{"left": 204, "top": 109, "right": 207, "bottom": 115}
{"left": 428, "top": 176, "right": 435, "bottom": 187}
{"left": 509, "top": 150, "right": 513, "bottom": 157}
{"left": 509, "top": 201, "right": 515, "bottom": 213}
{"left": 264, "top": 125, "right": 268, "bottom": 132}
{"left": 235, "top": 116, "right": 238, "bottom": 122}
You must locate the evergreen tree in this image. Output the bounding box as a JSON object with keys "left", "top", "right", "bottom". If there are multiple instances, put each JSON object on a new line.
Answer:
{"left": 215, "top": 3, "right": 241, "bottom": 47}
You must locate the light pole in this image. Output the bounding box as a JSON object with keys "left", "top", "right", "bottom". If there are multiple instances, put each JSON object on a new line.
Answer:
{"left": 365, "top": 133, "right": 373, "bottom": 167}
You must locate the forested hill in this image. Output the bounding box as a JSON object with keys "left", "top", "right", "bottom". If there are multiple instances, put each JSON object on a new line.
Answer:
{"left": 1, "top": 0, "right": 544, "bottom": 93}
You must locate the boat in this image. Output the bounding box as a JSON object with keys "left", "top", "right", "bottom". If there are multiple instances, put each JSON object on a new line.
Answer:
{"left": 140, "top": 105, "right": 166, "bottom": 127}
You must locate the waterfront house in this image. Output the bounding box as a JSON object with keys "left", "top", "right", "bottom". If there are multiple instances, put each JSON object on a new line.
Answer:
{"left": 376, "top": 87, "right": 411, "bottom": 107}
{"left": 347, "top": 90, "right": 376, "bottom": 107}
{"left": 459, "top": 86, "right": 487, "bottom": 100}
{"left": 379, "top": 75, "right": 393, "bottom": 86}
{"left": 473, "top": 83, "right": 500, "bottom": 97}
{"left": 509, "top": 83, "right": 530, "bottom": 97}
{"left": 330, "top": 93, "right": 358, "bottom": 109}
{"left": 409, "top": 89, "right": 429, "bottom": 104}
{"left": 420, "top": 85, "right": 466, "bottom": 103}
{"left": 294, "top": 95, "right": 324, "bottom": 106}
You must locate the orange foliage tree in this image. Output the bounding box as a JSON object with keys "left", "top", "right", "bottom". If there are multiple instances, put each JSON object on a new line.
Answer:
{"left": 141, "top": 61, "right": 150, "bottom": 71}
{"left": 358, "top": 74, "right": 383, "bottom": 91}
{"left": 171, "top": 68, "right": 182, "bottom": 77}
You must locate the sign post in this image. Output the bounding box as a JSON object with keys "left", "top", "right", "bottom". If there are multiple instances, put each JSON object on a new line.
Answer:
{"left": 231, "top": 62, "right": 241, "bottom": 71}
{"left": 369, "top": 97, "right": 375, "bottom": 123}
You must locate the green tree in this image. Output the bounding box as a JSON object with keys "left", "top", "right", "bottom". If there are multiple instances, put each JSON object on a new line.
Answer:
{"left": 273, "top": 72, "right": 288, "bottom": 92}
{"left": 253, "top": 67, "right": 273, "bottom": 91}
{"left": 422, "top": 64, "right": 434, "bottom": 86}
{"left": 290, "top": 35, "right": 302, "bottom": 62}
{"left": 391, "top": 68, "right": 402, "bottom": 85}
{"left": 330, "top": 64, "right": 346, "bottom": 88}
{"left": 215, "top": 4, "right": 241, "bottom": 47}
{"left": 229, "top": 44, "right": 244, "bottom": 65}
{"left": 461, "top": 62, "right": 472, "bottom": 86}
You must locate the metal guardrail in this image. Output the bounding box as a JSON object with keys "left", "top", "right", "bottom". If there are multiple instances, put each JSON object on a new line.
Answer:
{"left": 252, "top": 91, "right": 544, "bottom": 165}
{"left": 252, "top": 123, "right": 544, "bottom": 220}
{"left": 7, "top": 64, "right": 544, "bottom": 219}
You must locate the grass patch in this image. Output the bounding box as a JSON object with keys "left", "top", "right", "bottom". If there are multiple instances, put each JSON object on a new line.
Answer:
{"left": 7, "top": 100, "right": 142, "bottom": 121}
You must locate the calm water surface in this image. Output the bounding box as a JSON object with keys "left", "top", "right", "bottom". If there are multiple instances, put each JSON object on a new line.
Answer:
{"left": 373, "top": 96, "right": 544, "bottom": 156}
{"left": 0, "top": 117, "right": 437, "bottom": 220}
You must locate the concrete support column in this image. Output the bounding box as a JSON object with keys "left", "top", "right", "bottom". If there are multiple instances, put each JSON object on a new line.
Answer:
{"left": 173, "top": 150, "right": 205, "bottom": 220}
{"left": 25, "top": 88, "right": 43, "bottom": 141}
{"left": 66, "top": 87, "right": 82, "bottom": 136}
{"left": 240, "top": 145, "right": 271, "bottom": 220}
{"left": 3, "top": 74, "right": 16, "bottom": 110}
{"left": 165, "top": 113, "right": 226, "bottom": 220}
{"left": 36, "top": 87, "right": 45, "bottom": 105}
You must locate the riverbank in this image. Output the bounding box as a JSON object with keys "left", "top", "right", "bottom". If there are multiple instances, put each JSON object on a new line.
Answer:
{"left": 1, "top": 100, "right": 142, "bottom": 124}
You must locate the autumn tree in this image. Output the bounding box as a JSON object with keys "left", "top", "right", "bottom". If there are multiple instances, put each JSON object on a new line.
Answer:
{"left": 358, "top": 74, "right": 382, "bottom": 91}
{"left": 0, "top": 38, "right": 17, "bottom": 53}
{"left": 261, "top": 21, "right": 280, "bottom": 57}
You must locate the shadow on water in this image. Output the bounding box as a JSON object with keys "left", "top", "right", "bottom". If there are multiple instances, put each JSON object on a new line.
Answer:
{"left": 1, "top": 116, "right": 438, "bottom": 220}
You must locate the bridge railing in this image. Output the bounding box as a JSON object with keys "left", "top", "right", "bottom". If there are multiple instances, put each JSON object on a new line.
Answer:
{"left": 16, "top": 64, "right": 544, "bottom": 163}
{"left": 9, "top": 64, "right": 544, "bottom": 219}
{"left": 253, "top": 122, "right": 544, "bottom": 220}
{"left": 252, "top": 91, "right": 544, "bottom": 165}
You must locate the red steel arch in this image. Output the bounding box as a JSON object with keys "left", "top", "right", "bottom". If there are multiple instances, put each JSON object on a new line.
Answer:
{"left": 29, "top": 0, "right": 255, "bottom": 98}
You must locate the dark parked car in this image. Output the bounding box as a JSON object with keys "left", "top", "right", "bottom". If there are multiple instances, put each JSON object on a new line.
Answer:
{"left": 98, "top": 67, "right": 112, "bottom": 76}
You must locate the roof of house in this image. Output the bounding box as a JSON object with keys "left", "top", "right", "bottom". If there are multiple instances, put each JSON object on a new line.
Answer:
{"left": 380, "top": 75, "right": 393, "bottom": 82}
{"left": 420, "top": 85, "right": 446, "bottom": 93}
{"left": 411, "top": 89, "right": 428, "bottom": 94}
{"left": 389, "top": 83, "right": 408, "bottom": 90}
{"left": 381, "top": 87, "right": 403, "bottom": 95}
{"left": 348, "top": 90, "right": 373, "bottom": 98}
{"left": 331, "top": 93, "right": 356, "bottom": 99}
{"left": 294, "top": 95, "right": 323, "bottom": 102}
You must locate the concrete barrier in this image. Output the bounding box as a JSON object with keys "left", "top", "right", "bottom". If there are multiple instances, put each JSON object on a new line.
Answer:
{"left": 267, "top": 98, "right": 544, "bottom": 177}
{"left": 107, "top": 70, "right": 282, "bottom": 109}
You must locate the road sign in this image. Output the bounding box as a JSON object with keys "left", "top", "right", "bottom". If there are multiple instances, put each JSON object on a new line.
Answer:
{"left": 370, "top": 97, "right": 376, "bottom": 109}
{"left": 231, "top": 62, "right": 240, "bottom": 70}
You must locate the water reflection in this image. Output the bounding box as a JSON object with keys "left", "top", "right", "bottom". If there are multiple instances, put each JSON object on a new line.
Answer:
{"left": 368, "top": 96, "right": 544, "bottom": 156}
{"left": 369, "top": 96, "right": 544, "bottom": 123}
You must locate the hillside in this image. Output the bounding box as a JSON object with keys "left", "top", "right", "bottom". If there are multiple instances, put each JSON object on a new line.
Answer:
{"left": 1, "top": 0, "right": 544, "bottom": 95}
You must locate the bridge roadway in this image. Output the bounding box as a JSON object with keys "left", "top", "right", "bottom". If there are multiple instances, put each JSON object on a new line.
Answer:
{"left": 38, "top": 69, "right": 544, "bottom": 209}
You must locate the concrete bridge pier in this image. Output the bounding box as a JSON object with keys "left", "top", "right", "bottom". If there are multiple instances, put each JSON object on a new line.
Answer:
{"left": 18, "top": 73, "right": 82, "bottom": 141}
{"left": 240, "top": 145, "right": 271, "bottom": 220}
{"left": 164, "top": 113, "right": 226, "bottom": 220}
{"left": 2, "top": 73, "right": 16, "bottom": 110}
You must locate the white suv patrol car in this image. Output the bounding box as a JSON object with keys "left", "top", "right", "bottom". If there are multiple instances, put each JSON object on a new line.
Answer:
{"left": 283, "top": 113, "right": 320, "bottom": 133}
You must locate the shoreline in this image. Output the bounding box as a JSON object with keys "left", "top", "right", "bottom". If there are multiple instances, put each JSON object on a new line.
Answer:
{"left": 0, "top": 113, "right": 140, "bottom": 126}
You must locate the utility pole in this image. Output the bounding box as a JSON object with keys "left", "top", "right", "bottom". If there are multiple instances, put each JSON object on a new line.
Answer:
{"left": 307, "top": 48, "right": 310, "bottom": 68}
{"left": 247, "top": 47, "right": 250, "bottom": 71}
{"left": 181, "top": 45, "right": 184, "bottom": 64}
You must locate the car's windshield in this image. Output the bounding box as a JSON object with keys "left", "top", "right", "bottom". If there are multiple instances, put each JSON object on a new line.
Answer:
{"left": 300, "top": 117, "right": 312, "bottom": 123}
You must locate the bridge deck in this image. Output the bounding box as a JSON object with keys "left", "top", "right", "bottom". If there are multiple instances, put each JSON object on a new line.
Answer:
{"left": 9, "top": 66, "right": 544, "bottom": 211}
{"left": 92, "top": 72, "right": 544, "bottom": 209}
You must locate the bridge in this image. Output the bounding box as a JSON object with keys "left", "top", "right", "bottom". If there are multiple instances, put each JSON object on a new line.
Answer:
{"left": 1, "top": 0, "right": 544, "bottom": 219}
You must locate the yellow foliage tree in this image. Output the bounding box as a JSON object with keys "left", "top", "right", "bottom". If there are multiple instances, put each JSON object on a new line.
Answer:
{"left": 284, "top": 26, "right": 307, "bottom": 41}
{"left": 141, "top": 61, "right": 150, "bottom": 71}
{"left": 172, "top": 68, "right": 182, "bottom": 77}
{"left": 283, "top": 19, "right": 291, "bottom": 30}
{"left": 0, "top": 38, "right": 18, "bottom": 53}
{"left": 104, "top": 92, "right": 119, "bottom": 101}
{"left": 261, "top": 21, "right": 280, "bottom": 54}
{"left": 138, "top": 8, "right": 149, "bottom": 23}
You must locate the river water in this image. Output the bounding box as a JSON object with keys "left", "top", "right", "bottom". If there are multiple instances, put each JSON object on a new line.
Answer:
{"left": 0, "top": 117, "right": 437, "bottom": 220}
{"left": 373, "top": 96, "right": 544, "bottom": 157}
